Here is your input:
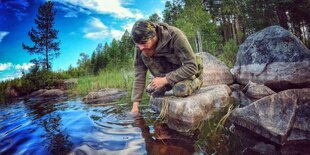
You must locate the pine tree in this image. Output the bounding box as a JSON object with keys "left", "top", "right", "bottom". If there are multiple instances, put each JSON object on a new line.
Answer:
{"left": 22, "top": 1, "right": 60, "bottom": 70}
{"left": 149, "top": 13, "right": 161, "bottom": 23}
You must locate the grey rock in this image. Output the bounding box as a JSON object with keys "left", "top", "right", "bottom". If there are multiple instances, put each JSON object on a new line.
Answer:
{"left": 83, "top": 88, "right": 127, "bottom": 104}
{"left": 231, "top": 25, "right": 310, "bottom": 90}
{"left": 229, "top": 84, "right": 244, "bottom": 91}
{"left": 29, "top": 89, "right": 65, "bottom": 98}
{"left": 150, "top": 84, "right": 232, "bottom": 135}
{"left": 231, "top": 90, "right": 253, "bottom": 107}
{"left": 198, "top": 52, "right": 234, "bottom": 87}
{"left": 242, "top": 81, "right": 276, "bottom": 100}
{"left": 251, "top": 142, "right": 277, "bottom": 154}
{"left": 230, "top": 88, "right": 310, "bottom": 144}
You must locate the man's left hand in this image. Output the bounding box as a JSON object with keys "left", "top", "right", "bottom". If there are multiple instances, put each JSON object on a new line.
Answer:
{"left": 151, "top": 77, "right": 168, "bottom": 89}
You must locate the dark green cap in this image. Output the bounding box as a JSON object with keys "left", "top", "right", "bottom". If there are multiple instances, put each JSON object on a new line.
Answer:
{"left": 131, "top": 20, "right": 156, "bottom": 43}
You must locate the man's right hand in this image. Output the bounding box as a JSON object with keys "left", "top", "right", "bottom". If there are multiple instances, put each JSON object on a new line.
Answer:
{"left": 131, "top": 102, "right": 139, "bottom": 113}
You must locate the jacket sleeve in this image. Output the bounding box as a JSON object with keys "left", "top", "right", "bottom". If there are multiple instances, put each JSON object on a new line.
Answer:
{"left": 165, "top": 30, "right": 198, "bottom": 85}
{"left": 131, "top": 48, "right": 147, "bottom": 102}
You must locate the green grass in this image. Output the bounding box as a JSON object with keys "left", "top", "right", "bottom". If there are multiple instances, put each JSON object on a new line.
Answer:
{"left": 70, "top": 68, "right": 134, "bottom": 97}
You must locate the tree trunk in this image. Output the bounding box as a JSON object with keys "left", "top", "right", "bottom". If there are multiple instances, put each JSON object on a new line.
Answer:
{"left": 196, "top": 30, "right": 203, "bottom": 53}
{"left": 235, "top": 14, "right": 243, "bottom": 44}
{"left": 222, "top": 14, "right": 229, "bottom": 42}
{"left": 276, "top": 4, "right": 289, "bottom": 29}
{"left": 231, "top": 15, "right": 237, "bottom": 42}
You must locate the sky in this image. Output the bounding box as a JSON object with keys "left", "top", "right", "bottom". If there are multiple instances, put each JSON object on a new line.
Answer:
{"left": 0, "top": 0, "right": 168, "bottom": 82}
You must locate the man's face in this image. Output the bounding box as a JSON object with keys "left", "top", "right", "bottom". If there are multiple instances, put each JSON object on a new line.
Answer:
{"left": 136, "top": 36, "right": 158, "bottom": 57}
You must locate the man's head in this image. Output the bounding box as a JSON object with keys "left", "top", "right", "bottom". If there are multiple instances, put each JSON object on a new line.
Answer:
{"left": 131, "top": 20, "right": 158, "bottom": 56}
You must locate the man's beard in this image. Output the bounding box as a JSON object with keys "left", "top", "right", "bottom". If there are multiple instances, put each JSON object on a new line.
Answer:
{"left": 142, "top": 49, "right": 155, "bottom": 57}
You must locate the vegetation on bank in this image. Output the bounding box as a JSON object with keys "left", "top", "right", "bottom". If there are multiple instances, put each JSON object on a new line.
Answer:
{"left": 1, "top": 0, "right": 309, "bottom": 104}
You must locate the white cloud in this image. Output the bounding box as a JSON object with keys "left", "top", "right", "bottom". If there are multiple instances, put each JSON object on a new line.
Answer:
{"left": 121, "top": 21, "right": 135, "bottom": 32}
{"left": 55, "top": 0, "right": 143, "bottom": 19}
{"left": 0, "top": 63, "right": 13, "bottom": 71}
{"left": 0, "top": 31, "right": 9, "bottom": 42}
{"left": 15, "top": 63, "right": 34, "bottom": 71}
{"left": 111, "top": 29, "right": 124, "bottom": 40}
{"left": 64, "top": 12, "right": 78, "bottom": 18}
{"left": 83, "top": 17, "right": 109, "bottom": 40}
{"left": 155, "top": 9, "right": 164, "bottom": 20}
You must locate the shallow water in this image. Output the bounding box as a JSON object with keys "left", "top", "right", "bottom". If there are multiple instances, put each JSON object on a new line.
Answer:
{"left": 2, "top": 97, "right": 305, "bottom": 155}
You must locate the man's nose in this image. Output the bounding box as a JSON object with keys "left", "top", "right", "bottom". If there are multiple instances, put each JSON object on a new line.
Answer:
{"left": 137, "top": 44, "right": 145, "bottom": 50}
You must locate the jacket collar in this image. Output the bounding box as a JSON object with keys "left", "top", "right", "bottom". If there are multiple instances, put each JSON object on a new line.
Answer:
{"left": 154, "top": 23, "right": 172, "bottom": 54}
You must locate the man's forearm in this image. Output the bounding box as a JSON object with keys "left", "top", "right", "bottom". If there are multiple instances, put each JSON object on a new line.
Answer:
{"left": 132, "top": 101, "right": 140, "bottom": 112}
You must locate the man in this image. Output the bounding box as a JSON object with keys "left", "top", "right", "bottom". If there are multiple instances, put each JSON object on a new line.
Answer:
{"left": 131, "top": 20, "right": 203, "bottom": 113}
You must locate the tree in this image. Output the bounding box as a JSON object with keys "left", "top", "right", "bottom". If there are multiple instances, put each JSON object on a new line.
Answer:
{"left": 22, "top": 1, "right": 60, "bottom": 70}
{"left": 149, "top": 13, "right": 161, "bottom": 23}
{"left": 163, "top": 1, "right": 182, "bottom": 25}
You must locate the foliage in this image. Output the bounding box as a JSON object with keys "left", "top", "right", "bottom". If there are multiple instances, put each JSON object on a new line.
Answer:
{"left": 149, "top": 13, "right": 161, "bottom": 23}
{"left": 70, "top": 68, "right": 133, "bottom": 97}
{"left": 174, "top": 0, "right": 221, "bottom": 54}
{"left": 0, "top": 65, "right": 67, "bottom": 104}
{"left": 75, "top": 30, "right": 135, "bottom": 76}
{"left": 22, "top": 1, "right": 60, "bottom": 70}
{"left": 219, "top": 39, "right": 239, "bottom": 68}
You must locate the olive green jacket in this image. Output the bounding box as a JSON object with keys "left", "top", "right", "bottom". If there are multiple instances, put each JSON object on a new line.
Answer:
{"left": 132, "top": 23, "right": 198, "bottom": 102}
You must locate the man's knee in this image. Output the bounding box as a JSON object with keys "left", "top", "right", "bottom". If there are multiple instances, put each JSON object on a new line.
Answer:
{"left": 173, "top": 81, "right": 193, "bottom": 97}
{"left": 172, "top": 78, "right": 202, "bottom": 97}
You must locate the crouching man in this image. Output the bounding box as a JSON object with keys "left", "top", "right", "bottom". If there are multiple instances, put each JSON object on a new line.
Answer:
{"left": 131, "top": 20, "right": 203, "bottom": 113}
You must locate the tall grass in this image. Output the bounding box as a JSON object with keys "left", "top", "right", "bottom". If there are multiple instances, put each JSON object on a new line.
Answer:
{"left": 71, "top": 68, "right": 134, "bottom": 97}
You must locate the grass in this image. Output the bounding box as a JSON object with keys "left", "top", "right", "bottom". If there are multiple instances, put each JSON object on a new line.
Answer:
{"left": 70, "top": 68, "right": 133, "bottom": 97}
{"left": 69, "top": 67, "right": 150, "bottom": 104}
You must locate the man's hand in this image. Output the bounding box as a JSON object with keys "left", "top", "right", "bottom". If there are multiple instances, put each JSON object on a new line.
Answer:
{"left": 131, "top": 102, "right": 139, "bottom": 113}
{"left": 151, "top": 77, "right": 168, "bottom": 90}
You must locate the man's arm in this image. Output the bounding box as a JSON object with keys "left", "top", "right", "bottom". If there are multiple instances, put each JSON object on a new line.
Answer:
{"left": 131, "top": 48, "right": 147, "bottom": 112}
{"left": 165, "top": 29, "right": 198, "bottom": 85}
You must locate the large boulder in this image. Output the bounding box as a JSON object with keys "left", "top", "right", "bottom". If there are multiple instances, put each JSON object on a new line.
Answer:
{"left": 231, "top": 25, "right": 310, "bottom": 90}
{"left": 198, "top": 52, "right": 234, "bottom": 87}
{"left": 230, "top": 88, "right": 310, "bottom": 145}
{"left": 150, "top": 84, "right": 232, "bottom": 135}
{"left": 29, "top": 89, "right": 65, "bottom": 98}
{"left": 83, "top": 88, "right": 127, "bottom": 104}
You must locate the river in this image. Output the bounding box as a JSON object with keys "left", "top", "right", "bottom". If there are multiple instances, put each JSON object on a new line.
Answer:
{"left": 0, "top": 97, "right": 271, "bottom": 155}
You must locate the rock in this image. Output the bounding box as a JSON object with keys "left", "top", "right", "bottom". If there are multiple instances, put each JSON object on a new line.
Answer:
{"left": 229, "top": 84, "right": 244, "bottom": 91}
{"left": 5, "top": 86, "right": 20, "bottom": 97}
{"left": 29, "top": 89, "right": 65, "bottom": 98}
{"left": 231, "top": 25, "right": 310, "bottom": 90}
{"left": 251, "top": 142, "right": 277, "bottom": 155}
{"left": 198, "top": 52, "right": 234, "bottom": 87}
{"left": 150, "top": 84, "right": 232, "bottom": 135}
{"left": 40, "top": 89, "right": 65, "bottom": 97}
{"left": 231, "top": 90, "right": 253, "bottom": 107}
{"left": 82, "top": 88, "right": 127, "bottom": 104}
{"left": 242, "top": 81, "right": 276, "bottom": 100}
{"left": 63, "top": 78, "right": 78, "bottom": 89}
{"left": 230, "top": 88, "right": 310, "bottom": 144}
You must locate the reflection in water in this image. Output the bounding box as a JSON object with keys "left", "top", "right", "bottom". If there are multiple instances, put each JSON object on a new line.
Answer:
{"left": 133, "top": 113, "right": 195, "bottom": 155}
{"left": 2, "top": 97, "right": 304, "bottom": 155}
{"left": 24, "top": 98, "right": 73, "bottom": 154}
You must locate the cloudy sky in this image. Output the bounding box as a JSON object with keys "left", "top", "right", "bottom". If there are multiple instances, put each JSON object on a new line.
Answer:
{"left": 0, "top": 0, "right": 167, "bottom": 81}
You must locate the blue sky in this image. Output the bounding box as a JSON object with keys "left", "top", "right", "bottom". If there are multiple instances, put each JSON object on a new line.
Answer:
{"left": 0, "top": 0, "right": 167, "bottom": 81}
